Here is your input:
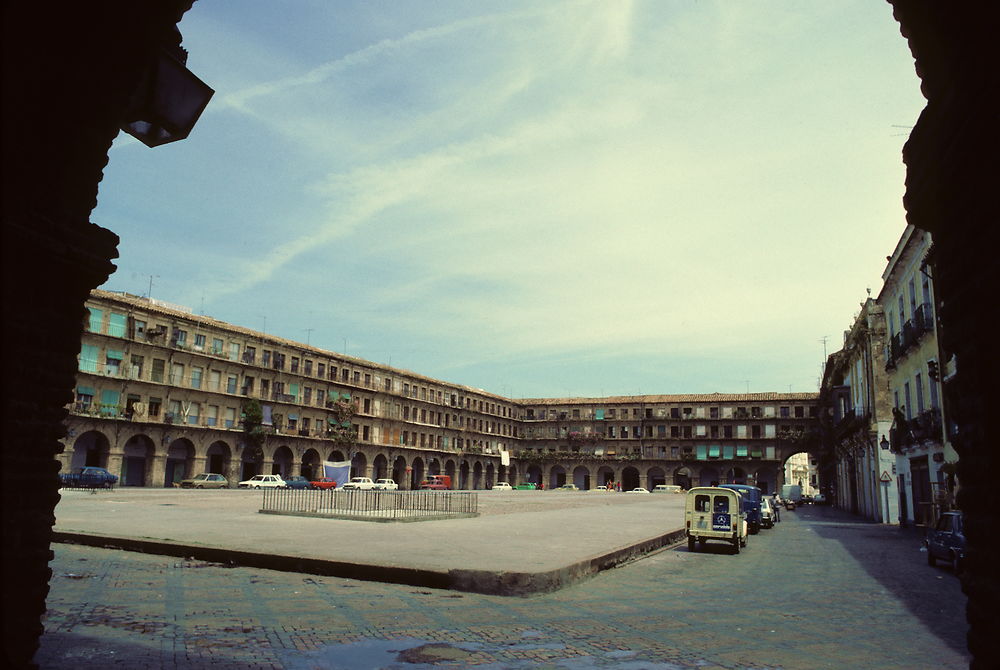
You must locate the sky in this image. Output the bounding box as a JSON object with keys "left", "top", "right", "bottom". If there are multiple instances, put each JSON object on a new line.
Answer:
{"left": 94, "top": 0, "right": 926, "bottom": 400}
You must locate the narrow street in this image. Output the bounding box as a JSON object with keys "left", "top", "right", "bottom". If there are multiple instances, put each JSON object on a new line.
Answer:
{"left": 37, "top": 504, "right": 968, "bottom": 669}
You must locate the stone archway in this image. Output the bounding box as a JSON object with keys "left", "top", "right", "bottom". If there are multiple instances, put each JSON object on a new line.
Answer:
{"left": 548, "top": 464, "right": 566, "bottom": 489}
{"left": 646, "top": 466, "right": 666, "bottom": 490}
{"left": 572, "top": 465, "right": 591, "bottom": 489}
{"left": 392, "top": 456, "right": 407, "bottom": 488}
{"left": 372, "top": 453, "right": 389, "bottom": 480}
{"left": 165, "top": 438, "right": 195, "bottom": 487}
{"left": 206, "top": 441, "right": 233, "bottom": 481}
{"left": 444, "top": 459, "right": 457, "bottom": 483}
{"left": 621, "top": 466, "right": 640, "bottom": 491}
{"left": 724, "top": 466, "right": 747, "bottom": 485}
{"left": 427, "top": 457, "right": 441, "bottom": 476}
{"left": 526, "top": 464, "right": 543, "bottom": 486}
{"left": 120, "top": 433, "right": 155, "bottom": 487}
{"left": 301, "top": 448, "right": 321, "bottom": 479}
{"left": 69, "top": 430, "right": 111, "bottom": 469}
{"left": 472, "top": 461, "right": 484, "bottom": 489}
{"left": 459, "top": 461, "right": 471, "bottom": 489}
{"left": 271, "top": 445, "right": 294, "bottom": 478}
{"left": 698, "top": 466, "right": 720, "bottom": 487}
{"left": 327, "top": 449, "right": 348, "bottom": 462}
{"left": 596, "top": 466, "right": 615, "bottom": 488}
{"left": 485, "top": 462, "right": 495, "bottom": 488}
{"left": 351, "top": 451, "right": 368, "bottom": 480}
{"left": 673, "top": 466, "right": 693, "bottom": 489}
{"left": 507, "top": 464, "right": 518, "bottom": 485}
{"left": 410, "top": 457, "right": 425, "bottom": 489}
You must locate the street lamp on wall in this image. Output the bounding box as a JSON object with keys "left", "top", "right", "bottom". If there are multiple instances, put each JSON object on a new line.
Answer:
{"left": 121, "top": 47, "right": 214, "bottom": 147}
{"left": 880, "top": 436, "right": 891, "bottom": 450}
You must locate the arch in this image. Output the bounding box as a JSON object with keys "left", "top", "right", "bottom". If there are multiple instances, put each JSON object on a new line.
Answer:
{"left": 548, "top": 464, "right": 567, "bottom": 489}
{"left": 459, "top": 461, "right": 471, "bottom": 489}
{"left": 410, "top": 457, "right": 425, "bottom": 489}
{"left": 444, "top": 459, "right": 457, "bottom": 482}
{"left": 646, "top": 466, "right": 666, "bottom": 490}
{"left": 754, "top": 466, "right": 779, "bottom": 495}
{"left": 70, "top": 430, "right": 111, "bottom": 469}
{"left": 205, "top": 440, "right": 233, "bottom": 480}
{"left": 372, "top": 453, "right": 389, "bottom": 480}
{"left": 300, "top": 448, "right": 321, "bottom": 479}
{"left": 239, "top": 440, "right": 264, "bottom": 480}
{"left": 272, "top": 445, "right": 294, "bottom": 479}
{"left": 621, "top": 466, "right": 640, "bottom": 491}
{"left": 351, "top": 451, "right": 368, "bottom": 479}
{"left": 507, "top": 464, "right": 518, "bottom": 485}
{"left": 724, "top": 466, "right": 747, "bottom": 485}
{"left": 427, "top": 457, "right": 441, "bottom": 476}
{"left": 165, "top": 438, "right": 195, "bottom": 486}
{"left": 525, "top": 464, "right": 543, "bottom": 486}
{"left": 327, "top": 449, "right": 348, "bottom": 462}
{"left": 473, "top": 461, "right": 484, "bottom": 489}
{"left": 673, "top": 466, "right": 692, "bottom": 490}
{"left": 121, "top": 433, "right": 155, "bottom": 487}
{"left": 485, "top": 463, "right": 495, "bottom": 488}
{"left": 698, "top": 466, "right": 720, "bottom": 487}
{"left": 572, "top": 465, "right": 591, "bottom": 490}
{"left": 596, "top": 465, "right": 615, "bottom": 489}
{"left": 392, "top": 456, "right": 408, "bottom": 489}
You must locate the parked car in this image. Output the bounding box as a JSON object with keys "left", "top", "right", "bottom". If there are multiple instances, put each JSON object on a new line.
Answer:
{"left": 685, "top": 486, "right": 748, "bottom": 554}
{"left": 759, "top": 496, "right": 775, "bottom": 528}
{"left": 653, "top": 484, "right": 683, "bottom": 493}
{"left": 719, "top": 484, "right": 764, "bottom": 534}
{"left": 59, "top": 466, "right": 118, "bottom": 488}
{"left": 812, "top": 493, "right": 828, "bottom": 505}
{"left": 491, "top": 482, "right": 512, "bottom": 491}
{"left": 310, "top": 477, "right": 338, "bottom": 490}
{"left": 514, "top": 483, "right": 537, "bottom": 490}
{"left": 283, "top": 475, "right": 311, "bottom": 490}
{"left": 628, "top": 487, "right": 650, "bottom": 494}
{"left": 179, "top": 473, "right": 228, "bottom": 489}
{"left": 341, "top": 477, "right": 376, "bottom": 490}
{"left": 374, "top": 478, "right": 399, "bottom": 490}
{"left": 926, "top": 511, "right": 966, "bottom": 574}
{"left": 237, "top": 474, "right": 286, "bottom": 489}
{"left": 556, "top": 483, "right": 579, "bottom": 491}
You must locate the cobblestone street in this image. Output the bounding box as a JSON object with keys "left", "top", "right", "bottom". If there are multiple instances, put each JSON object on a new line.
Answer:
{"left": 36, "top": 504, "right": 968, "bottom": 669}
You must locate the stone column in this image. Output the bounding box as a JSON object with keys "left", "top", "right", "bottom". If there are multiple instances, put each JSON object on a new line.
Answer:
{"left": 149, "top": 454, "right": 167, "bottom": 488}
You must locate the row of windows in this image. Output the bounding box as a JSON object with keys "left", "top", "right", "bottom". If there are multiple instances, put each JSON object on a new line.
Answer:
{"left": 86, "top": 305, "right": 515, "bottom": 418}
{"left": 526, "top": 405, "right": 815, "bottom": 420}
{"left": 522, "top": 445, "right": 779, "bottom": 460}
{"left": 529, "top": 424, "right": 803, "bottom": 440}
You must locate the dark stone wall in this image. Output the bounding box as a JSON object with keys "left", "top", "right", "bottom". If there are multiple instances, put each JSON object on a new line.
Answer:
{"left": 890, "top": 2, "right": 999, "bottom": 668}
{"left": 1, "top": 4, "right": 193, "bottom": 667}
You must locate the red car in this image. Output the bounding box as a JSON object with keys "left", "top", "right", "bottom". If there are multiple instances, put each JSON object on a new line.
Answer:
{"left": 310, "top": 478, "right": 338, "bottom": 490}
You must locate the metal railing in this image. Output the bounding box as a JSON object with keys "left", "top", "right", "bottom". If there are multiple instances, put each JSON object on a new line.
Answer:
{"left": 260, "top": 488, "right": 478, "bottom": 520}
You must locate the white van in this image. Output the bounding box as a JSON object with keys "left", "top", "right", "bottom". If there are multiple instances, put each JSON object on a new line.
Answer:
{"left": 653, "top": 484, "right": 683, "bottom": 493}
{"left": 685, "top": 486, "right": 748, "bottom": 554}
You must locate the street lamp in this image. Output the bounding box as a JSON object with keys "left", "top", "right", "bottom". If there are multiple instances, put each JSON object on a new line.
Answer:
{"left": 880, "top": 436, "right": 891, "bottom": 450}
{"left": 121, "top": 47, "right": 214, "bottom": 147}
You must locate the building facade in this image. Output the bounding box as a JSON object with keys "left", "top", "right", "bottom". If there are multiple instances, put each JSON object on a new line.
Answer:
{"left": 820, "top": 299, "right": 899, "bottom": 523}
{"left": 878, "top": 225, "right": 956, "bottom": 526}
{"left": 64, "top": 290, "right": 822, "bottom": 492}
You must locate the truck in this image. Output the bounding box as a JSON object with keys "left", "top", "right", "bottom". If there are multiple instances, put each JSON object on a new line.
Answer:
{"left": 419, "top": 474, "right": 452, "bottom": 490}
{"left": 781, "top": 484, "right": 802, "bottom": 505}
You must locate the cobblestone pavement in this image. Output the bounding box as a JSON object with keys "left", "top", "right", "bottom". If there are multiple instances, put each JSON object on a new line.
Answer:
{"left": 36, "top": 505, "right": 969, "bottom": 669}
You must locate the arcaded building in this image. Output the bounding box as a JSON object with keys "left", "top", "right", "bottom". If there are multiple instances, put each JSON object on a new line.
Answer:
{"left": 63, "top": 288, "right": 820, "bottom": 493}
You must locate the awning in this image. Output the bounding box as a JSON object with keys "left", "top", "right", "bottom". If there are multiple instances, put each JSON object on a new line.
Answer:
{"left": 76, "top": 385, "right": 95, "bottom": 396}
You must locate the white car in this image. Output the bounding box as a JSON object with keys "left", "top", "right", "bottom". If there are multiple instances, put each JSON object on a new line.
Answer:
{"left": 341, "top": 477, "right": 376, "bottom": 490}
{"left": 628, "top": 487, "right": 651, "bottom": 494}
{"left": 237, "top": 474, "right": 285, "bottom": 489}
{"left": 491, "top": 482, "right": 512, "bottom": 491}
{"left": 373, "top": 478, "right": 398, "bottom": 490}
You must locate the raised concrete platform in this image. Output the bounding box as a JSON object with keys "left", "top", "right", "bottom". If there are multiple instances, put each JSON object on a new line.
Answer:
{"left": 53, "top": 488, "right": 686, "bottom": 596}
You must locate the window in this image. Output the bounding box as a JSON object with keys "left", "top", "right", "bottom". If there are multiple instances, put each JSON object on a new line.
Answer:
{"left": 304, "top": 360, "right": 312, "bottom": 375}
{"left": 291, "top": 357, "right": 299, "bottom": 372}
{"left": 342, "top": 368, "right": 349, "bottom": 381}
{"left": 190, "top": 366, "right": 203, "bottom": 389}
{"left": 206, "top": 405, "right": 218, "bottom": 427}
{"left": 227, "top": 375, "right": 238, "bottom": 394}
{"left": 212, "top": 338, "right": 224, "bottom": 355}
{"left": 75, "top": 386, "right": 94, "bottom": 410}
{"left": 304, "top": 387, "right": 312, "bottom": 404}
{"left": 244, "top": 345, "right": 256, "bottom": 364}
{"left": 780, "top": 406, "right": 790, "bottom": 418}
{"left": 151, "top": 359, "right": 165, "bottom": 383}
{"left": 317, "top": 363, "right": 326, "bottom": 377}
{"left": 174, "top": 329, "right": 187, "bottom": 346}
{"left": 187, "top": 402, "right": 200, "bottom": 425}
{"left": 129, "top": 354, "right": 144, "bottom": 379}
{"left": 100, "top": 389, "right": 120, "bottom": 416}
{"left": 108, "top": 312, "right": 127, "bottom": 337}
{"left": 193, "top": 334, "right": 206, "bottom": 351}
{"left": 133, "top": 319, "right": 146, "bottom": 339}
{"left": 87, "top": 308, "right": 103, "bottom": 333}
{"left": 710, "top": 407, "right": 719, "bottom": 419}
{"left": 148, "top": 397, "right": 161, "bottom": 418}
{"left": 262, "top": 350, "right": 271, "bottom": 366}
{"left": 170, "top": 363, "right": 184, "bottom": 385}
{"left": 904, "top": 382, "right": 912, "bottom": 419}
{"left": 104, "top": 350, "right": 123, "bottom": 376}
{"left": 229, "top": 342, "right": 240, "bottom": 361}
{"left": 79, "top": 344, "right": 99, "bottom": 373}
{"left": 915, "top": 374, "right": 925, "bottom": 413}
{"left": 225, "top": 407, "right": 236, "bottom": 428}
{"left": 794, "top": 406, "right": 804, "bottom": 418}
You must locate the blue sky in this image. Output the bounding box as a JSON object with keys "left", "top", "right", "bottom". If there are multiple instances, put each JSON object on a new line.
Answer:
{"left": 95, "top": 0, "right": 925, "bottom": 399}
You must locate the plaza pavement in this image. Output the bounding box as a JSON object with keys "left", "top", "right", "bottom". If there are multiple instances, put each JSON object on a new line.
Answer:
{"left": 52, "top": 488, "right": 687, "bottom": 596}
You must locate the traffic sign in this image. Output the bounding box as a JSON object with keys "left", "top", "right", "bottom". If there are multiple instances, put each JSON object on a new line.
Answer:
{"left": 880, "top": 471, "right": 892, "bottom": 483}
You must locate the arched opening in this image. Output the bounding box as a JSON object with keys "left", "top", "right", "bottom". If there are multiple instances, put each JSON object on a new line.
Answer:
{"left": 410, "top": 457, "right": 425, "bottom": 489}
{"left": 507, "top": 464, "right": 518, "bottom": 485}
{"left": 621, "top": 466, "right": 640, "bottom": 491}
{"left": 327, "top": 449, "right": 348, "bottom": 462}
{"left": 427, "top": 457, "right": 441, "bottom": 476}
{"left": 485, "top": 463, "right": 495, "bottom": 488}
{"left": 673, "top": 466, "right": 692, "bottom": 490}
{"left": 596, "top": 466, "right": 615, "bottom": 488}
{"left": 724, "top": 466, "right": 747, "bottom": 485}
{"left": 444, "top": 459, "right": 457, "bottom": 483}
{"left": 301, "top": 448, "right": 321, "bottom": 479}
{"left": 271, "top": 445, "right": 294, "bottom": 478}
{"left": 239, "top": 442, "right": 264, "bottom": 480}
{"left": 121, "top": 433, "right": 154, "bottom": 487}
{"left": 754, "top": 466, "right": 779, "bottom": 495}
{"left": 350, "top": 451, "right": 368, "bottom": 480}
{"left": 165, "top": 438, "right": 195, "bottom": 486}
{"left": 525, "top": 464, "right": 543, "bottom": 486}
{"left": 70, "top": 430, "right": 111, "bottom": 469}
{"left": 473, "top": 461, "right": 483, "bottom": 489}
{"left": 698, "top": 466, "right": 719, "bottom": 487}
{"left": 372, "top": 453, "right": 388, "bottom": 480}
{"left": 459, "top": 460, "right": 470, "bottom": 489}
{"left": 646, "top": 466, "right": 666, "bottom": 490}
{"left": 548, "top": 465, "right": 567, "bottom": 489}
{"left": 392, "top": 456, "right": 407, "bottom": 488}
{"left": 572, "top": 465, "right": 590, "bottom": 489}
{"left": 206, "top": 441, "right": 233, "bottom": 481}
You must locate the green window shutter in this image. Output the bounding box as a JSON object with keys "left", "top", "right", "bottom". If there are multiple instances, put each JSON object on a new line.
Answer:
{"left": 696, "top": 445, "right": 708, "bottom": 460}
{"left": 76, "top": 385, "right": 95, "bottom": 396}
{"left": 108, "top": 312, "right": 127, "bottom": 337}
{"left": 106, "top": 349, "right": 124, "bottom": 360}
{"left": 736, "top": 445, "right": 748, "bottom": 457}
{"left": 708, "top": 445, "right": 721, "bottom": 458}
{"left": 289, "top": 383, "right": 299, "bottom": 399}
{"left": 87, "top": 308, "right": 103, "bottom": 333}
{"left": 79, "top": 344, "right": 98, "bottom": 372}
{"left": 100, "top": 390, "right": 120, "bottom": 416}
{"left": 723, "top": 445, "right": 735, "bottom": 459}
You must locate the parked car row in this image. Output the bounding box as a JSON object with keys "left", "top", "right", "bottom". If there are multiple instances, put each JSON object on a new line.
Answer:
{"left": 176, "top": 473, "right": 401, "bottom": 490}
{"left": 685, "top": 485, "right": 784, "bottom": 556}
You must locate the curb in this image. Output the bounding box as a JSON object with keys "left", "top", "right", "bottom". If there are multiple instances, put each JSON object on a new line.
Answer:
{"left": 51, "top": 527, "right": 687, "bottom": 597}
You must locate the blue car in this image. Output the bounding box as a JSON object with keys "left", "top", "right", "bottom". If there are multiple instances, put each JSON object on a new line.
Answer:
{"left": 59, "top": 466, "right": 118, "bottom": 489}
{"left": 283, "top": 475, "right": 311, "bottom": 490}
{"left": 719, "top": 484, "right": 763, "bottom": 534}
{"left": 926, "top": 511, "right": 965, "bottom": 574}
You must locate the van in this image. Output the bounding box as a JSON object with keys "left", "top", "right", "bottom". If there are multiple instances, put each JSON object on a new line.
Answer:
{"left": 719, "top": 484, "right": 763, "bottom": 534}
{"left": 653, "top": 484, "right": 683, "bottom": 493}
{"left": 420, "top": 474, "right": 452, "bottom": 490}
{"left": 685, "top": 486, "right": 748, "bottom": 554}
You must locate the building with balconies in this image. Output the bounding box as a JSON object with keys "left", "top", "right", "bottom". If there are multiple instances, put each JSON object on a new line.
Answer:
{"left": 878, "top": 225, "right": 957, "bottom": 526}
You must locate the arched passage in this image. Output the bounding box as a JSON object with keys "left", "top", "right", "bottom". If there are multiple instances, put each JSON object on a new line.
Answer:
{"left": 596, "top": 466, "right": 615, "bottom": 489}
{"left": 70, "top": 430, "right": 110, "bottom": 469}
{"left": 673, "top": 466, "right": 692, "bottom": 489}
{"left": 724, "top": 467, "right": 747, "bottom": 485}
{"left": 410, "top": 457, "right": 425, "bottom": 489}
{"left": 121, "top": 433, "right": 154, "bottom": 487}
{"left": 472, "top": 461, "right": 484, "bottom": 489}
{"left": 548, "top": 465, "right": 566, "bottom": 489}
{"left": 646, "top": 466, "right": 666, "bottom": 490}
{"left": 272, "top": 446, "right": 294, "bottom": 478}
{"left": 165, "top": 438, "right": 195, "bottom": 486}
{"left": 525, "top": 464, "right": 543, "bottom": 486}
{"left": 698, "top": 466, "right": 719, "bottom": 487}
{"left": 485, "top": 463, "right": 495, "bottom": 488}
{"left": 206, "top": 441, "right": 233, "bottom": 481}
{"left": 392, "top": 456, "right": 407, "bottom": 488}
{"left": 572, "top": 465, "right": 590, "bottom": 489}
{"left": 372, "top": 453, "right": 388, "bottom": 480}
{"left": 621, "top": 466, "right": 640, "bottom": 491}
{"left": 301, "top": 448, "right": 321, "bottom": 479}
{"left": 459, "top": 461, "right": 470, "bottom": 489}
